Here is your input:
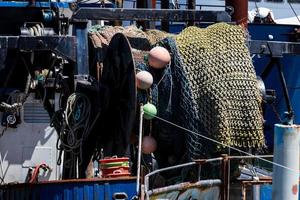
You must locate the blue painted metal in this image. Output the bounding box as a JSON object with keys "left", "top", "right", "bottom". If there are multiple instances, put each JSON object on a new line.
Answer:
{"left": 260, "top": 184, "right": 272, "bottom": 200}
{"left": 248, "top": 24, "right": 300, "bottom": 149}
{"left": 0, "top": 178, "right": 137, "bottom": 200}
{"left": 248, "top": 24, "right": 297, "bottom": 41}
{"left": 260, "top": 184, "right": 300, "bottom": 200}
{"left": 74, "top": 22, "right": 89, "bottom": 75}
{"left": 0, "top": 1, "right": 70, "bottom": 8}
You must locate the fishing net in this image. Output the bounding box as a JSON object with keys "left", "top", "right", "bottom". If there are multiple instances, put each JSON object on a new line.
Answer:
{"left": 153, "top": 23, "right": 265, "bottom": 159}
{"left": 89, "top": 25, "right": 172, "bottom": 63}
{"left": 89, "top": 23, "right": 265, "bottom": 161}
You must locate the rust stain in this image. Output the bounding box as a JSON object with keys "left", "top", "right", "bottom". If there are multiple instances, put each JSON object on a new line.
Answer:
{"left": 292, "top": 184, "right": 298, "bottom": 195}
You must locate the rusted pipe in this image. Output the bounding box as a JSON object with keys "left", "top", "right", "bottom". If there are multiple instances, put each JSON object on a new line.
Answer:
{"left": 141, "top": 184, "right": 145, "bottom": 200}
{"left": 194, "top": 157, "right": 223, "bottom": 164}
{"left": 241, "top": 183, "right": 247, "bottom": 200}
{"left": 242, "top": 180, "right": 273, "bottom": 185}
{"left": 148, "top": 179, "right": 222, "bottom": 196}
{"left": 221, "top": 154, "right": 229, "bottom": 200}
{"left": 225, "top": 0, "right": 248, "bottom": 27}
{"left": 151, "top": 0, "right": 156, "bottom": 8}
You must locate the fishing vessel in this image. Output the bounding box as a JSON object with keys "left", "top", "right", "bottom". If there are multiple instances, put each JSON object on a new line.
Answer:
{"left": 194, "top": 0, "right": 300, "bottom": 25}
{"left": 0, "top": 0, "right": 299, "bottom": 200}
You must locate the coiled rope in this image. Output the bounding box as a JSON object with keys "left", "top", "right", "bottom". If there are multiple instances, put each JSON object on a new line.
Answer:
{"left": 56, "top": 93, "right": 91, "bottom": 169}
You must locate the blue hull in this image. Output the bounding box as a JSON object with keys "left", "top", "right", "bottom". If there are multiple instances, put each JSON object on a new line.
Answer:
{"left": 0, "top": 178, "right": 137, "bottom": 200}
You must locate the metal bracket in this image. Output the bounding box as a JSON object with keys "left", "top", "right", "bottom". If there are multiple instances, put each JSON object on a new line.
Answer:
{"left": 252, "top": 40, "right": 296, "bottom": 123}
{"left": 249, "top": 40, "right": 300, "bottom": 56}
{"left": 0, "top": 36, "right": 76, "bottom": 62}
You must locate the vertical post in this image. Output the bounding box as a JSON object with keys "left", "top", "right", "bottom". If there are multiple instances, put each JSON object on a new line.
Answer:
{"left": 137, "top": 105, "right": 144, "bottom": 195}
{"left": 272, "top": 124, "right": 300, "bottom": 200}
{"left": 136, "top": 0, "right": 147, "bottom": 30}
{"left": 140, "top": 184, "right": 145, "bottom": 200}
{"left": 275, "top": 59, "right": 294, "bottom": 122}
{"left": 241, "top": 183, "right": 246, "bottom": 200}
{"left": 187, "top": 0, "right": 195, "bottom": 26}
{"left": 252, "top": 177, "right": 260, "bottom": 200}
{"left": 221, "top": 154, "right": 229, "bottom": 200}
{"left": 73, "top": 21, "right": 89, "bottom": 75}
{"left": 225, "top": 0, "right": 248, "bottom": 27}
{"left": 161, "top": 0, "right": 169, "bottom": 32}
{"left": 151, "top": 0, "right": 156, "bottom": 8}
{"left": 187, "top": 0, "right": 195, "bottom": 9}
{"left": 113, "top": 0, "right": 123, "bottom": 26}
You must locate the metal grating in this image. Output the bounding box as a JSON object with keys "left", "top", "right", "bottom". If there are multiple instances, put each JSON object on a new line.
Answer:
{"left": 23, "top": 102, "right": 50, "bottom": 123}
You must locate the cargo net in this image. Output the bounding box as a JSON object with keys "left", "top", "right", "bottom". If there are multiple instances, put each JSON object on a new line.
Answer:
{"left": 166, "top": 23, "right": 265, "bottom": 158}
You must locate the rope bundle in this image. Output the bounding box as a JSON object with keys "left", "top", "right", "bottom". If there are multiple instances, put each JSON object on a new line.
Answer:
{"left": 57, "top": 93, "right": 91, "bottom": 168}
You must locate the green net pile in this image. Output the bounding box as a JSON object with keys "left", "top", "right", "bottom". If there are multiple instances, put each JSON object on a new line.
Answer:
{"left": 173, "top": 23, "right": 264, "bottom": 154}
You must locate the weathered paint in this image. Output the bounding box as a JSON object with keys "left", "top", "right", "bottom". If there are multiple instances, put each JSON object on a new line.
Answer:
{"left": 0, "top": 178, "right": 137, "bottom": 200}
{"left": 150, "top": 185, "right": 220, "bottom": 200}
{"left": 147, "top": 179, "right": 221, "bottom": 200}
{"left": 272, "top": 124, "right": 300, "bottom": 200}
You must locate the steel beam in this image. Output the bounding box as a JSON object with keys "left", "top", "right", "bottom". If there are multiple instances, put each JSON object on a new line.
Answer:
{"left": 73, "top": 22, "right": 89, "bottom": 75}
{"left": 249, "top": 40, "right": 300, "bottom": 56}
{"left": 0, "top": 36, "right": 76, "bottom": 62}
{"left": 72, "top": 8, "right": 231, "bottom": 22}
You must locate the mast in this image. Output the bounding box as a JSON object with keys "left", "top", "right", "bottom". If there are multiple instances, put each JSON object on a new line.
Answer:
{"left": 225, "top": 0, "right": 248, "bottom": 27}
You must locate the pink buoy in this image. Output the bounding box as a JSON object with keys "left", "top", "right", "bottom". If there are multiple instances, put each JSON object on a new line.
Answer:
{"left": 142, "top": 136, "right": 157, "bottom": 154}
{"left": 148, "top": 46, "right": 171, "bottom": 69}
{"left": 136, "top": 71, "right": 153, "bottom": 90}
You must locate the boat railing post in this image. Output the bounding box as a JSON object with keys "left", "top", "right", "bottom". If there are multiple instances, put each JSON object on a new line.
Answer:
{"left": 221, "top": 154, "right": 229, "bottom": 200}
{"left": 272, "top": 124, "right": 300, "bottom": 200}
{"left": 136, "top": 104, "right": 144, "bottom": 196}
{"left": 241, "top": 182, "right": 246, "bottom": 200}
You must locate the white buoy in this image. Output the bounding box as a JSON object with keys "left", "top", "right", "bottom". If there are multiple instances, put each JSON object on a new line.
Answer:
{"left": 136, "top": 71, "right": 153, "bottom": 90}
{"left": 148, "top": 46, "right": 171, "bottom": 69}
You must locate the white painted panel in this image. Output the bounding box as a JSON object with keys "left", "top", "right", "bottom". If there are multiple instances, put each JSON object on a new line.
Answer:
{"left": 0, "top": 94, "right": 60, "bottom": 183}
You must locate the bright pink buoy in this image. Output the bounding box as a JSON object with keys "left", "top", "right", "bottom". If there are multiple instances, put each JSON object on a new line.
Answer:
{"left": 142, "top": 136, "right": 157, "bottom": 154}
{"left": 148, "top": 46, "right": 171, "bottom": 69}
